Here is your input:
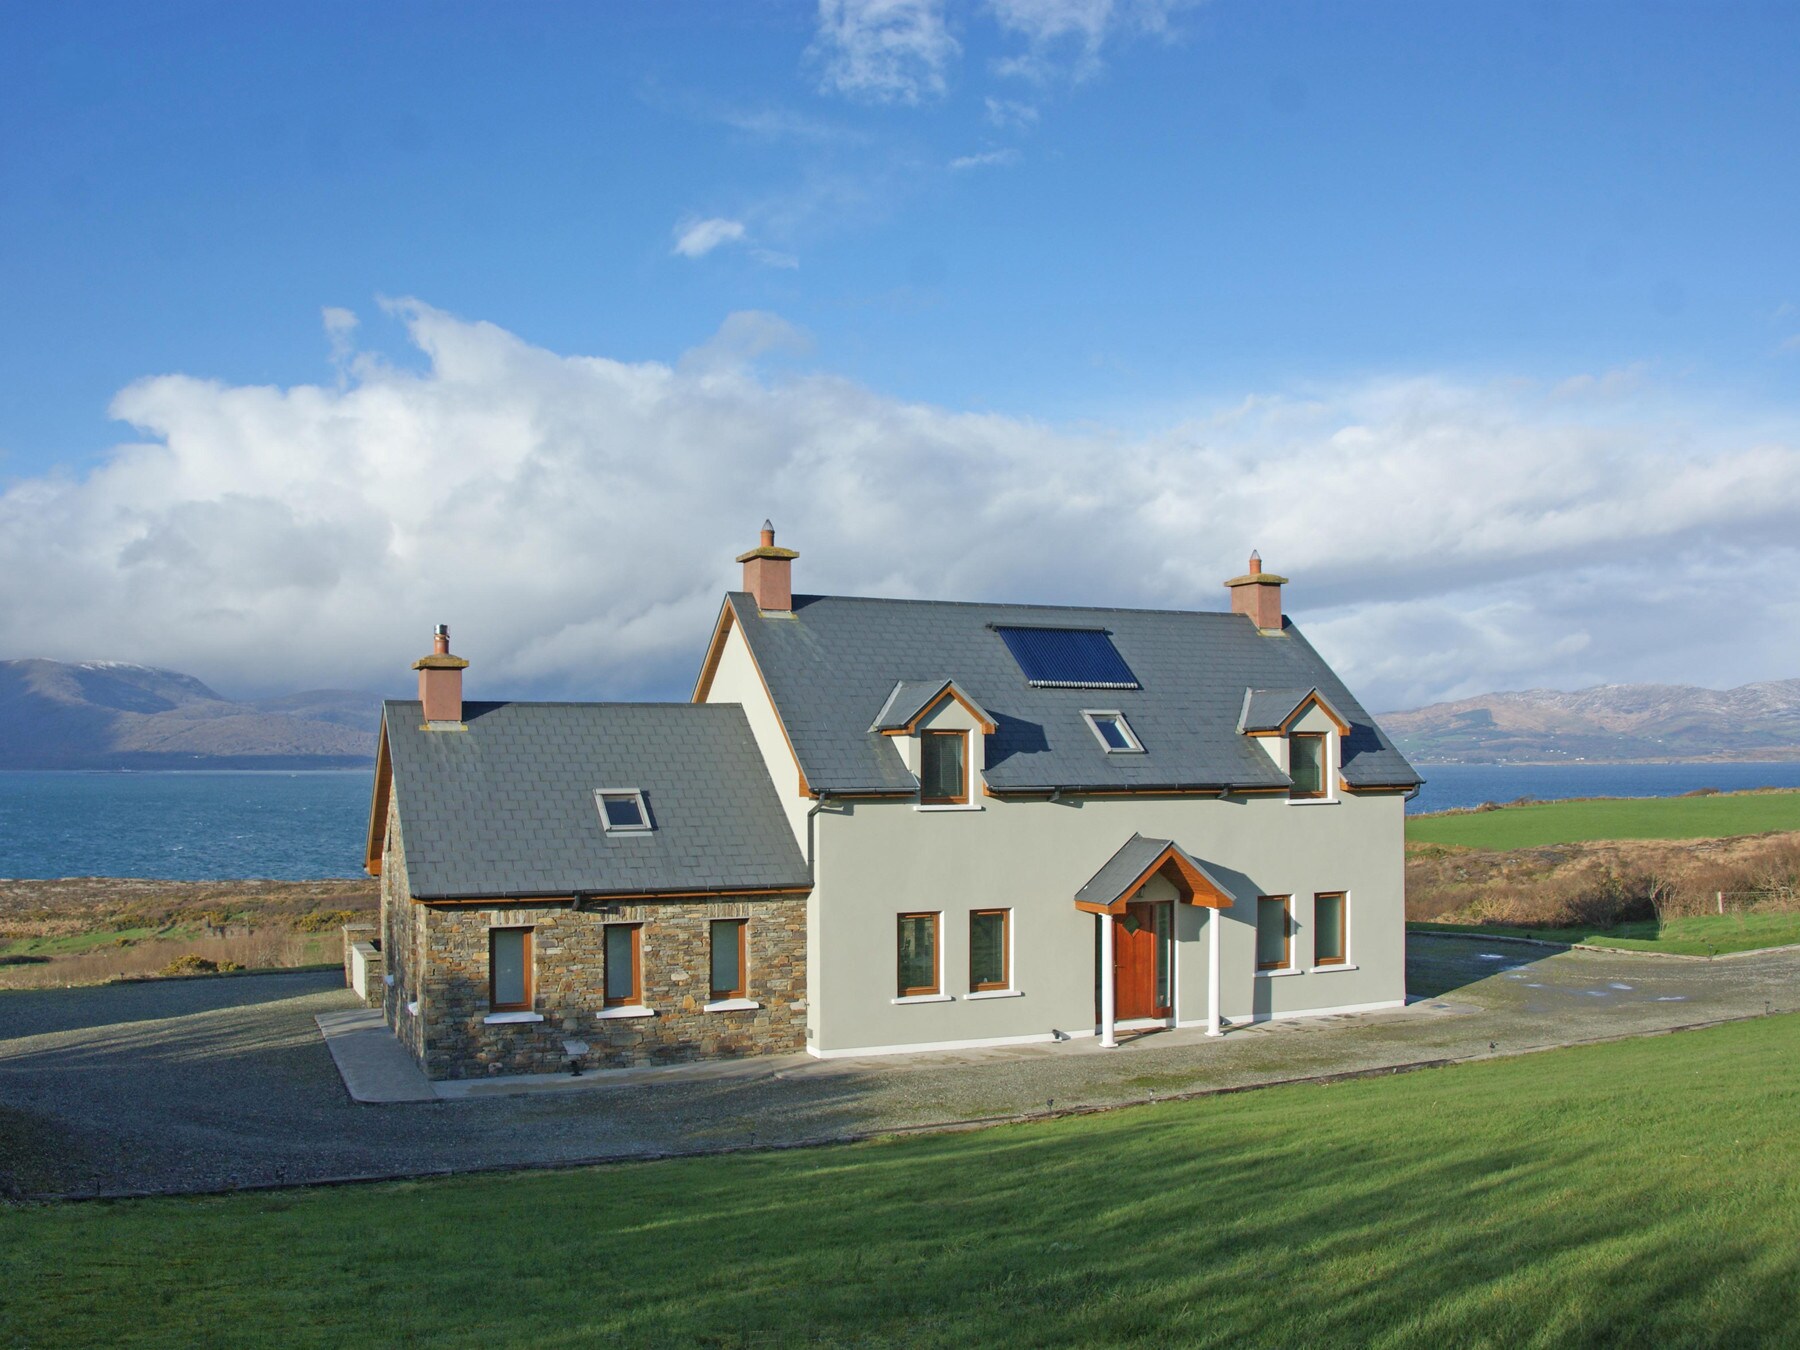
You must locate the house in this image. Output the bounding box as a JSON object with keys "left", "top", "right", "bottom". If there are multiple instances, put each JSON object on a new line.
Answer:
{"left": 364, "top": 527, "right": 1420, "bottom": 1078}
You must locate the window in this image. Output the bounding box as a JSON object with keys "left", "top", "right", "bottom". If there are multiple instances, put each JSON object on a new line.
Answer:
{"left": 1256, "top": 896, "right": 1291, "bottom": 972}
{"left": 595, "top": 789, "right": 653, "bottom": 833}
{"left": 603, "top": 923, "right": 642, "bottom": 1006}
{"left": 1082, "top": 710, "right": 1143, "bottom": 753}
{"left": 994, "top": 625, "right": 1140, "bottom": 689}
{"left": 1288, "top": 733, "right": 1327, "bottom": 798}
{"left": 489, "top": 928, "right": 533, "bottom": 1011}
{"left": 897, "top": 913, "right": 940, "bottom": 997}
{"left": 919, "top": 730, "right": 968, "bottom": 804}
{"left": 1314, "top": 893, "right": 1347, "bottom": 966}
{"left": 969, "top": 910, "right": 1009, "bottom": 991}
{"left": 710, "top": 919, "right": 747, "bottom": 1000}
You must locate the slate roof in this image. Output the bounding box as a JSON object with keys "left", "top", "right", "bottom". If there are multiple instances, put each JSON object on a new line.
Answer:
{"left": 381, "top": 700, "right": 811, "bottom": 900}
{"left": 1239, "top": 687, "right": 1330, "bottom": 733}
{"left": 1074, "top": 834, "right": 1238, "bottom": 908}
{"left": 723, "top": 592, "right": 1420, "bottom": 794}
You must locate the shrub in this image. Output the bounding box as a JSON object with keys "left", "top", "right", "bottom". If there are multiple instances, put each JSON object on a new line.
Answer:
{"left": 158, "top": 955, "right": 243, "bottom": 977}
{"left": 295, "top": 909, "right": 358, "bottom": 934}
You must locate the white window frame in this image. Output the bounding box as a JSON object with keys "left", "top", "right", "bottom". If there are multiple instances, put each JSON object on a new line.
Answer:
{"left": 594, "top": 788, "right": 654, "bottom": 834}
{"left": 1081, "top": 709, "right": 1144, "bottom": 754}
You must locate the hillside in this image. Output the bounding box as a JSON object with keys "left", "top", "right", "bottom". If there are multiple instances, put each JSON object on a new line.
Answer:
{"left": 1381, "top": 678, "right": 1800, "bottom": 764}
{"left": 0, "top": 659, "right": 380, "bottom": 769}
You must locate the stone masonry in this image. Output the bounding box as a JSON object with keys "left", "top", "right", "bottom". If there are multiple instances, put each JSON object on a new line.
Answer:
{"left": 411, "top": 896, "right": 807, "bottom": 1078}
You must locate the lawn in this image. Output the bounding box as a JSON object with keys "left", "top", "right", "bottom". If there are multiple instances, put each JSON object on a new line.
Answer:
{"left": 1409, "top": 909, "right": 1800, "bottom": 956}
{"left": 1406, "top": 788, "right": 1800, "bottom": 849}
{"left": 5, "top": 1016, "right": 1800, "bottom": 1347}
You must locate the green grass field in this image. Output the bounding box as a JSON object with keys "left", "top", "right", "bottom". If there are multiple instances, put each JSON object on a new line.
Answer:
{"left": 1406, "top": 788, "right": 1800, "bottom": 850}
{"left": 6, "top": 1015, "right": 1800, "bottom": 1347}
{"left": 1409, "top": 910, "right": 1800, "bottom": 956}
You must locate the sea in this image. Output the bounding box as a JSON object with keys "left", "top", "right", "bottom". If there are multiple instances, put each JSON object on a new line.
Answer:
{"left": 2, "top": 761, "right": 1799, "bottom": 882}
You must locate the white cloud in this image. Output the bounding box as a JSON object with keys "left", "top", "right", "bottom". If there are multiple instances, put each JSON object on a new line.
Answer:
{"left": 949, "top": 148, "right": 1020, "bottom": 170}
{"left": 811, "top": 0, "right": 960, "bottom": 104}
{"left": 671, "top": 217, "right": 748, "bottom": 258}
{"left": 989, "top": 0, "right": 1185, "bottom": 82}
{"left": 3, "top": 302, "right": 1797, "bottom": 710}
{"left": 984, "top": 96, "right": 1040, "bottom": 129}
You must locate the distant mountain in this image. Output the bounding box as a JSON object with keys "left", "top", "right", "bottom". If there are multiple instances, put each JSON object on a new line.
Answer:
{"left": 1380, "top": 679, "right": 1800, "bottom": 765}
{"left": 0, "top": 659, "right": 382, "bottom": 769}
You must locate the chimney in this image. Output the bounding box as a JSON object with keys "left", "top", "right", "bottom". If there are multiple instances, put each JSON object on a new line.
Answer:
{"left": 1224, "top": 550, "right": 1287, "bottom": 633}
{"left": 413, "top": 623, "right": 470, "bottom": 726}
{"left": 735, "top": 520, "right": 800, "bottom": 614}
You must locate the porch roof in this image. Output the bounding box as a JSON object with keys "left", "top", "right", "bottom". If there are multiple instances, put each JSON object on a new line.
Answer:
{"left": 1074, "top": 833, "right": 1237, "bottom": 915}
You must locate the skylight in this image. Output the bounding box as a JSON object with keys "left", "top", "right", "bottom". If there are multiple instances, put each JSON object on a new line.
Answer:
{"left": 994, "top": 626, "right": 1140, "bottom": 689}
{"left": 595, "top": 789, "right": 653, "bottom": 834}
{"left": 1083, "top": 711, "right": 1144, "bottom": 753}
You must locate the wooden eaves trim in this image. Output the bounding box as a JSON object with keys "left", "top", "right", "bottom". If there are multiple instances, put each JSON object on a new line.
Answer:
{"left": 364, "top": 720, "right": 392, "bottom": 877}
{"left": 876, "top": 682, "right": 999, "bottom": 736}
{"left": 417, "top": 884, "right": 814, "bottom": 907}
{"left": 984, "top": 783, "right": 1287, "bottom": 799}
{"left": 690, "top": 596, "right": 819, "bottom": 800}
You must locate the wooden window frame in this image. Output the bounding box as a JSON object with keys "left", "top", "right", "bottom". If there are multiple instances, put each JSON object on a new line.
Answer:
{"left": 968, "top": 909, "right": 1010, "bottom": 992}
{"left": 919, "top": 730, "right": 970, "bottom": 805}
{"left": 603, "top": 922, "right": 643, "bottom": 1007}
{"left": 1314, "top": 892, "right": 1348, "bottom": 966}
{"left": 709, "top": 918, "right": 748, "bottom": 1000}
{"left": 1288, "top": 733, "right": 1328, "bottom": 799}
{"left": 488, "top": 927, "right": 534, "bottom": 1012}
{"left": 1255, "top": 896, "right": 1292, "bottom": 972}
{"left": 897, "top": 912, "right": 941, "bottom": 997}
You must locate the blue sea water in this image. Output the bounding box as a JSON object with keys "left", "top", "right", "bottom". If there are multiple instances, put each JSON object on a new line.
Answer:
{"left": 1, "top": 761, "right": 1798, "bottom": 881}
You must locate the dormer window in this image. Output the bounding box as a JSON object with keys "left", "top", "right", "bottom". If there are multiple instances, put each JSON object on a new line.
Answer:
{"left": 595, "top": 789, "right": 653, "bottom": 833}
{"left": 919, "top": 730, "right": 969, "bottom": 805}
{"left": 1288, "top": 734, "right": 1328, "bottom": 799}
{"left": 1083, "top": 711, "right": 1143, "bottom": 754}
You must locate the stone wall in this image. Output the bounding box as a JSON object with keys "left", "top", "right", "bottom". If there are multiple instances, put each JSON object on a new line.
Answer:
{"left": 413, "top": 895, "right": 808, "bottom": 1079}
{"left": 377, "top": 797, "right": 428, "bottom": 1065}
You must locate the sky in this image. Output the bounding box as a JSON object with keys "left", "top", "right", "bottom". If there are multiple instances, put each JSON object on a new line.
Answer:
{"left": 1, "top": 0, "right": 1797, "bottom": 712}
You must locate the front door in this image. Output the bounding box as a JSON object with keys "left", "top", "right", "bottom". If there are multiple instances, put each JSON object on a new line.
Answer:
{"left": 1113, "top": 901, "right": 1172, "bottom": 1021}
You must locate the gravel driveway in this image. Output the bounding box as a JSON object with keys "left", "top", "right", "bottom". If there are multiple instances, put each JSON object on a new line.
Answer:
{"left": 4, "top": 937, "right": 1798, "bottom": 1200}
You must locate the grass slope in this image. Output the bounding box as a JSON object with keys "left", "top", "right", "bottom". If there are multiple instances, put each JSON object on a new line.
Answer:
{"left": 1410, "top": 910, "right": 1800, "bottom": 956}
{"left": 6, "top": 1016, "right": 1800, "bottom": 1347}
{"left": 1406, "top": 789, "right": 1800, "bottom": 849}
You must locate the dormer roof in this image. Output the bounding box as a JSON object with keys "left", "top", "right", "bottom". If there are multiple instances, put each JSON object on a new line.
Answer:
{"left": 1238, "top": 687, "right": 1351, "bottom": 736}
{"left": 868, "top": 679, "right": 998, "bottom": 735}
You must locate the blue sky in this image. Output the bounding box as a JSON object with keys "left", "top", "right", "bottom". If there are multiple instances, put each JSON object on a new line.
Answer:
{"left": 2, "top": 2, "right": 1798, "bottom": 709}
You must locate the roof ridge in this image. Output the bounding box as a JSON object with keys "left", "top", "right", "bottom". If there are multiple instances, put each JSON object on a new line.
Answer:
{"left": 762, "top": 591, "right": 1259, "bottom": 621}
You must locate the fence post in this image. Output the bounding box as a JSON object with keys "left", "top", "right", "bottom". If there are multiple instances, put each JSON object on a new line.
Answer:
{"left": 1717, "top": 890, "right": 1724, "bottom": 915}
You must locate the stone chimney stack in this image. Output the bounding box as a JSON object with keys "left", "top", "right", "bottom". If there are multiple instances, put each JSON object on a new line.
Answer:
{"left": 1224, "top": 551, "right": 1287, "bottom": 633}
{"left": 413, "top": 623, "right": 470, "bottom": 726}
{"left": 736, "top": 520, "right": 800, "bottom": 614}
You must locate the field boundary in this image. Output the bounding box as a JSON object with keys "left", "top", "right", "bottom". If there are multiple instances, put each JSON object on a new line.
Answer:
{"left": 23, "top": 1005, "right": 1789, "bottom": 1207}
{"left": 1407, "top": 926, "right": 1800, "bottom": 962}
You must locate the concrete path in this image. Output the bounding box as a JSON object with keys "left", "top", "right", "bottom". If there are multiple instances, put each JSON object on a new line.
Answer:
{"left": 4, "top": 937, "right": 1798, "bottom": 1200}
{"left": 315, "top": 1010, "right": 436, "bottom": 1103}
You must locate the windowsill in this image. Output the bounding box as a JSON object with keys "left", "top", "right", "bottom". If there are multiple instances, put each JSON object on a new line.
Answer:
{"left": 703, "top": 998, "right": 761, "bottom": 1012}
{"left": 1285, "top": 796, "right": 1338, "bottom": 806}
{"left": 482, "top": 1011, "right": 544, "bottom": 1025}
{"left": 964, "top": 988, "right": 1023, "bottom": 1000}
{"left": 1308, "top": 963, "right": 1358, "bottom": 974}
{"left": 595, "top": 1005, "right": 656, "bottom": 1020}
{"left": 891, "top": 993, "right": 954, "bottom": 1004}
{"left": 1255, "top": 967, "right": 1303, "bottom": 979}
{"left": 914, "top": 802, "right": 983, "bottom": 812}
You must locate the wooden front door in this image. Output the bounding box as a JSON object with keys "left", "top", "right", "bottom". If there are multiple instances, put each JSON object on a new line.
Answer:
{"left": 1113, "top": 901, "right": 1172, "bottom": 1020}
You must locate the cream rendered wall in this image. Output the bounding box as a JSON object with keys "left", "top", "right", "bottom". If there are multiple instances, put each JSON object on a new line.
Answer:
{"left": 808, "top": 766, "right": 1407, "bottom": 1057}
{"left": 701, "top": 619, "right": 815, "bottom": 851}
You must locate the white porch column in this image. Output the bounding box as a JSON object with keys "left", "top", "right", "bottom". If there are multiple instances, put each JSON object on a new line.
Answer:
{"left": 1099, "top": 912, "right": 1118, "bottom": 1048}
{"left": 1207, "top": 907, "right": 1223, "bottom": 1037}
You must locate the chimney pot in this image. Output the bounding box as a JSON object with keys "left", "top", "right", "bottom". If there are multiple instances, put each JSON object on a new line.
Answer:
{"left": 736, "top": 522, "right": 799, "bottom": 614}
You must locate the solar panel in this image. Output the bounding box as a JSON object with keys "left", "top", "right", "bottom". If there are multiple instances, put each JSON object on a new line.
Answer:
{"left": 994, "top": 626, "right": 1140, "bottom": 689}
